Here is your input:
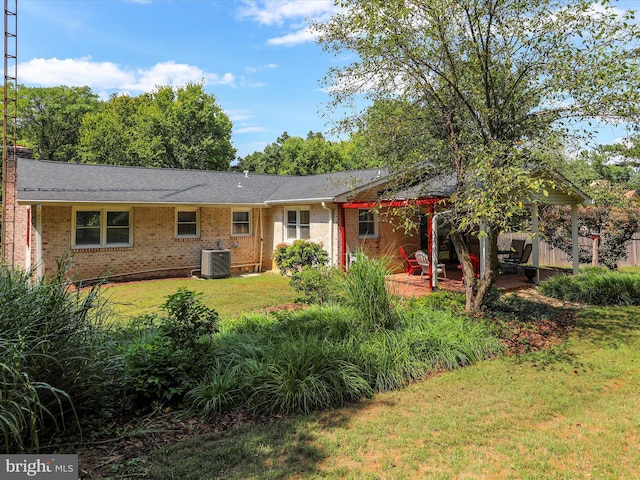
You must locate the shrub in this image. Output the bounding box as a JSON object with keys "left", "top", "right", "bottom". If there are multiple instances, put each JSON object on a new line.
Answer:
{"left": 272, "top": 240, "right": 329, "bottom": 275}
{"left": 341, "top": 252, "right": 399, "bottom": 330}
{"left": 289, "top": 265, "right": 343, "bottom": 304}
{"left": 119, "top": 289, "right": 219, "bottom": 409}
{"left": 0, "top": 261, "right": 113, "bottom": 453}
{"left": 244, "top": 335, "right": 373, "bottom": 415}
{"left": 539, "top": 269, "right": 640, "bottom": 306}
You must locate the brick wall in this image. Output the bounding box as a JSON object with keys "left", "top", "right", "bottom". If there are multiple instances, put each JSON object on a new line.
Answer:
{"left": 38, "top": 205, "right": 274, "bottom": 281}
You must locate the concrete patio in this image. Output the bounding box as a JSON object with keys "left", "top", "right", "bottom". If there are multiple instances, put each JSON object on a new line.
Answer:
{"left": 387, "top": 266, "right": 562, "bottom": 298}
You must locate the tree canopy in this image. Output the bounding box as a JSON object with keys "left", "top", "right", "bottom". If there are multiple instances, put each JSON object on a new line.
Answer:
{"left": 236, "top": 131, "right": 381, "bottom": 175}
{"left": 17, "top": 85, "right": 100, "bottom": 162}
{"left": 79, "top": 83, "right": 235, "bottom": 170}
{"left": 313, "top": 0, "right": 640, "bottom": 309}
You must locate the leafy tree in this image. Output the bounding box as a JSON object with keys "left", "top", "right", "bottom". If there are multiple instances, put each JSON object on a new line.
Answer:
{"left": 237, "top": 131, "right": 382, "bottom": 174}
{"left": 313, "top": 0, "right": 640, "bottom": 310}
{"left": 17, "top": 85, "right": 100, "bottom": 162}
{"left": 79, "top": 82, "right": 235, "bottom": 170}
{"left": 540, "top": 204, "right": 640, "bottom": 270}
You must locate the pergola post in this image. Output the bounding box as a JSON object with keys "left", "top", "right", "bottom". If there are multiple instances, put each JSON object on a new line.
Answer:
{"left": 531, "top": 204, "right": 540, "bottom": 282}
{"left": 571, "top": 203, "right": 579, "bottom": 274}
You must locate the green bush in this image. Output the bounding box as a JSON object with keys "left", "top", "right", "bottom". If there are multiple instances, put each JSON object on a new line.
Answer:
{"left": 289, "top": 265, "right": 343, "bottom": 304}
{"left": 186, "top": 299, "right": 502, "bottom": 416}
{"left": 119, "top": 289, "right": 219, "bottom": 409}
{"left": 272, "top": 240, "right": 329, "bottom": 275}
{"left": 341, "top": 252, "right": 399, "bottom": 330}
{"left": 539, "top": 269, "right": 640, "bottom": 306}
{"left": 0, "top": 261, "right": 113, "bottom": 453}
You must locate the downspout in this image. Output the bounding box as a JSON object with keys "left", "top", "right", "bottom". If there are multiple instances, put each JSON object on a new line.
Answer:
{"left": 339, "top": 203, "right": 346, "bottom": 270}
{"left": 259, "top": 208, "right": 264, "bottom": 272}
{"left": 571, "top": 203, "right": 579, "bottom": 275}
{"left": 321, "top": 202, "right": 333, "bottom": 266}
{"left": 431, "top": 210, "right": 452, "bottom": 291}
{"left": 35, "top": 205, "right": 42, "bottom": 279}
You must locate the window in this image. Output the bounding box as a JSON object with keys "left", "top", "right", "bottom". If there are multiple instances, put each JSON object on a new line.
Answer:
{"left": 232, "top": 210, "right": 251, "bottom": 236}
{"left": 358, "top": 209, "right": 377, "bottom": 238}
{"left": 286, "top": 208, "right": 310, "bottom": 240}
{"left": 74, "top": 209, "right": 131, "bottom": 247}
{"left": 176, "top": 209, "right": 199, "bottom": 238}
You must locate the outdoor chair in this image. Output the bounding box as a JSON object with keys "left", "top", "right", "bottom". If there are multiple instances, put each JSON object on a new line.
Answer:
{"left": 399, "top": 246, "right": 421, "bottom": 275}
{"left": 457, "top": 254, "right": 480, "bottom": 285}
{"left": 498, "top": 239, "right": 525, "bottom": 262}
{"left": 415, "top": 250, "right": 446, "bottom": 280}
{"left": 500, "top": 243, "right": 532, "bottom": 274}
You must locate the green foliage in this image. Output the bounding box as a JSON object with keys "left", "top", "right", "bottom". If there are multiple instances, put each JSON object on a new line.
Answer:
{"left": 160, "top": 288, "right": 219, "bottom": 345}
{"left": 17, "top": 85, "right": 100, "bottom": 162}
{"left": 236, "top": 131, "right": 382, "bottom": 174}
{"left": 186, "top": 285, "right": 501, "bottom": 416}
{"left": 244, "top": 335, "right": 373, "bottom": 415}
{"left": 119, "top": 289, "right": 219, "bottom": 409}
{"left": 539, "top": 269, "right": 640, "bottom": 306}
{"left": 288, "top": 265, "right": 343, "bottom": 304}
{"left": 0, "top": 262, "right": 112, "bottom": 453}
{"left": 341, "top": 252, "right": 399, "bottom": 330}
{"left": 272, "top": 240, "right": 329, "bottom": 276}
{"left": 79, "top": 82, "right": 235, "bottom": 170}
{"left": 312, "top": 0, "right": 640, "bottom": 310}
{"left": 540, "top": 205, "right": 640, "bottom": 269}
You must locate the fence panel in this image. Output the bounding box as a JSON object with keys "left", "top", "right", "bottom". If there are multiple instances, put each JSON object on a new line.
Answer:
{"left": 498, "top": 232, "right": 640, "bottom": 268}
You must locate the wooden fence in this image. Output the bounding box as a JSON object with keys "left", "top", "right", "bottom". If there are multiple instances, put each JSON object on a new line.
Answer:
{"left": 499, "top": 232, "right": 640, "bottom": 268}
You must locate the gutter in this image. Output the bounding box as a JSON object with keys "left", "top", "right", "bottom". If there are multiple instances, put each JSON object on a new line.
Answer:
{"left": 321, "top": 202, "right": 334, "bottom": 266}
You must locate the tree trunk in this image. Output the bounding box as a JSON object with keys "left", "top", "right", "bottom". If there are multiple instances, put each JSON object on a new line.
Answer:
{"left": 450, "top": 227, "right": 500, "bottom": 311}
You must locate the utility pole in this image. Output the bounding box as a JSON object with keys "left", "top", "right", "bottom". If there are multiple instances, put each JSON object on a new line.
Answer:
{"left": 1, "top": 0, "right": 17, "bottom": 264}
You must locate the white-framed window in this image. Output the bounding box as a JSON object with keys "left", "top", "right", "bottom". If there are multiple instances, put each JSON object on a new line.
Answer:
{"left": 73, "top": 208, "right": 132, "bottom": 247}
{"left": 286, "top": 208, "right": 310, "bottom": 240}
{"left": 176, "top": 209, "right": 200, "bottom": 238}
{"left": 232, "top": 209, "right": 252, "bottom": 236}
{"left": 358, "top": 209, "right": 378, "bottom": 238}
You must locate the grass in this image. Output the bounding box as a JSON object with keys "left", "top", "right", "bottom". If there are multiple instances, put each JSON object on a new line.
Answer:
{"left": 122, "top": 304, "right": 640, "bottom": 480}
{"left": 102, "top": 273, "right": 297, "bottom": 321}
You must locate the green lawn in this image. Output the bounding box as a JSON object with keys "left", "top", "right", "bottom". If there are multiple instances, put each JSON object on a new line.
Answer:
{"left": 102, "top": 273, "right": 297, "bottom": 322}
{"left": 86, "top": 292, "right": 640, "bottom": 479}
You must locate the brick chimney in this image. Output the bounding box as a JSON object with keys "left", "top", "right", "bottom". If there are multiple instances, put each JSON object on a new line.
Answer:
{"left": 2, "top": 145, "right": 31, "bottom": 265}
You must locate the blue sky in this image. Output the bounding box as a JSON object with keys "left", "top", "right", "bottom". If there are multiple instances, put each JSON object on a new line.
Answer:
{"left": 18, "top": 0, "right": 345, "bottom": 159}
{"left": 17, "top": 0, "right": 638, "bottom": 160}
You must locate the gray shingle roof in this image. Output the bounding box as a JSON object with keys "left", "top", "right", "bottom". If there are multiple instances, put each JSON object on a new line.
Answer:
{"left": 16, "top": 158, "right": 388, "bottom": 205}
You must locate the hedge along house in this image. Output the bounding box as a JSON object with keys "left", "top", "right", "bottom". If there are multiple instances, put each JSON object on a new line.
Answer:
{"left": 8, "top": 157, "right": 424, "bottom": 282}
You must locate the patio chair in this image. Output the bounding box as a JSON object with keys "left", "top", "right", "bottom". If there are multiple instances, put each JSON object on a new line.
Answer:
{"left": 457, "top": 254, "right": 480, "bottom": 285}
{"left": 500, "top": 243, "right": 532, "bottom": 274}
{"left": 399, "top": 246, "right": 421, "bottom": 275}
{"left": 499, "top": 239, "right": 525, "bottom": 261}
{"left": 414, "top": 250, "right": 446, "bottom": 280}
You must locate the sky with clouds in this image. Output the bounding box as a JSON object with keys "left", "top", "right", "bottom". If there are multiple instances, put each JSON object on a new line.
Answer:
{"left": 17, "top": 0, "right": 638, "bottom": 160}
{"left": 18, "top": 0, "right": 344, "bottom": 159}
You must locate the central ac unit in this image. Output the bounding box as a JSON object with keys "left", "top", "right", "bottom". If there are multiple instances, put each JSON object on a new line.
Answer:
{"left": 201, "top": 249, "right": 231, "bottom": 279}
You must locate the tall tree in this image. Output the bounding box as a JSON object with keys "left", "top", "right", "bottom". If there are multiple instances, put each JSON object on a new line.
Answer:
{"left": 313, "top": 0, "right": 640, "bottom": 310}
{"left": 17, "top": 85, "right": 100, "bottom": 162}
{"left": 79, "top": 83, "right": 235, "bottom": 170}
{"left": 236, "top": 131, "right": 382, "bottom": 174}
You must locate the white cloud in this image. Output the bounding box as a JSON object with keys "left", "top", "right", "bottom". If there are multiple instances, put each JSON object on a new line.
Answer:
{"left": 267, "top": 27, "right": 317, "bottom": 46}
{"left": 20, "top": 57, "right": 134, "bottom": 89}
{"left": 235, "top": 126, "right": 267, "bottom": 134}
{"left": 238, "top": 0, "right": 335, "bottom": 26}
{"left": 18, "top": 57, "right": 235, "bottom": 94}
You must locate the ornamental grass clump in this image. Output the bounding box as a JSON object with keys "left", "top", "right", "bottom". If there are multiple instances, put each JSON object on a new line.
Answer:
{"left": 341, "top": 252, "right": 399, "bottom": 330}
{"left": 539, "top": 268, "right": 640, "bottom": 306}
{"left": 0, "top": 261, "right": 113, "bottom": 453}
